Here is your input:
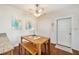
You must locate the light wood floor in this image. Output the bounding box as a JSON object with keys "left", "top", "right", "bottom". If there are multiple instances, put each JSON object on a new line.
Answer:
{"left": 12, "top": 43, "right": 79, "bottom": 55}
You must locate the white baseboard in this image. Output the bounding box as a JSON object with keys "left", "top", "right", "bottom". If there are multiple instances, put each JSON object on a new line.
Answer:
{"left": 55, "top": 44, "right": 73, "bottom": 53}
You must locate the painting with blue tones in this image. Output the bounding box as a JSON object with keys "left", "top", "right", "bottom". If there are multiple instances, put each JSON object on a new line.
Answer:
{"left": 25, "top": 21, "right": 33, "bottom": 30}
{"left": 28, "top": 22, "right": 32, "bottom": 29}
{"left": 11, "top": 18, "right": 33, "bottom": 30}
{"left": 11, "top": 19, "right": 22, "bottom": 30}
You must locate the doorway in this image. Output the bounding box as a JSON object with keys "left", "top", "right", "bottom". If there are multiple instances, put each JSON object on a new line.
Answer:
{"left": 56, "top": 17, "right": 72, "bottom": 48}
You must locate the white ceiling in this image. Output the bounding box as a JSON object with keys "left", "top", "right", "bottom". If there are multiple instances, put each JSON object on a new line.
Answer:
{"left": 11, "top": 4, "right": 79, "bottom": 16}
{"left": 12, "top": 4, "right": 72, "bottom": 12}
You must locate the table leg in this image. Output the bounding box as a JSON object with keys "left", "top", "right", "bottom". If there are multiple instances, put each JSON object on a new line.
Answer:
{"left": 44, "top": 43, "right": 47, "bottom": 54}
{"left": 19, "top": 44, "right": 20, "bottom": 55}
{"left": 24, "top": 49, "right": 26, "bottom": 55}
{"left": 37, "top": 44, "right": 41, "bottom": 55}
{"left": 19, "top": 44, "right": 22, "bottom": 55}
{"left": 10, "top": 50, "right": 13, "bottom": 55}
{"left": 45, "top": 42, "right": 48, "bottom": 54}
{"left": 48, "top": 39, "right": 51, "bottom": 55}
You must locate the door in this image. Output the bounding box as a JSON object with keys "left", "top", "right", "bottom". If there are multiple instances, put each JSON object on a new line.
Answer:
{"left": 57, "top": 17, "right": 72, "bottom": 47}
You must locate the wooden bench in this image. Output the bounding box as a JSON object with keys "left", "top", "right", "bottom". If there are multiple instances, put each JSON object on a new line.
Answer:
{"left": 20, "top": 42, "right": 38, "bottom": 55}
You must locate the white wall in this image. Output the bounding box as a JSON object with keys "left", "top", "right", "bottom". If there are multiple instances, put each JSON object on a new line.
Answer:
{"left": 0, "top": 5, "right": 35, "bottom": 47}
{"left": 37, "top": 6, "right": 79, "bottom": 51}
{"left": 37, "top": 15, "right": 55, "bottom": 43}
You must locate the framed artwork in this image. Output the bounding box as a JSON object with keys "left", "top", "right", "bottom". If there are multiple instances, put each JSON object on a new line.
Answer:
{"left": 11, "top": 19, "right": 22, "bottom": 30}
{"left": 26, "top": 21, "right": 33, "bottom": 30}
{"left": 11, "top": 18, "right": 33, "bottom": 31}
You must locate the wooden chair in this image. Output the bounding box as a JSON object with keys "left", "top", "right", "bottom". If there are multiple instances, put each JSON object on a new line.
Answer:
{"left": 0, "top": 33, "right": 13, "bottom": 55}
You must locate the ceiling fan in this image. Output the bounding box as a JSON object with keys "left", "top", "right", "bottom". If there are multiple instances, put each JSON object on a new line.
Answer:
{"left": 28, "top": 4, "right": 46, "bottom": 18}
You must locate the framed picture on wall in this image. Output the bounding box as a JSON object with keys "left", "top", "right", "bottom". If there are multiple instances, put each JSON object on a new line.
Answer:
{"left": 11, "top": 18, "right": 34, "bottom": 31}
{"left": 11, "top": 19, "right": 22, "bottom": 30}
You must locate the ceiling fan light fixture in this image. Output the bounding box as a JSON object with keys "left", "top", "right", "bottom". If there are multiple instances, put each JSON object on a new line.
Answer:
{"left": 32, "top": 4, "right": 45, "bottom": 18}
{"left": 34, "top": 12, "right": 42, "bottom": 17}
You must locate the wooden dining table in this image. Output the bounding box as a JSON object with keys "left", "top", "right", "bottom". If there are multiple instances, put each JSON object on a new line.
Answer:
{"left": 21, "top": 35, "right": 51, "bottom": 55}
